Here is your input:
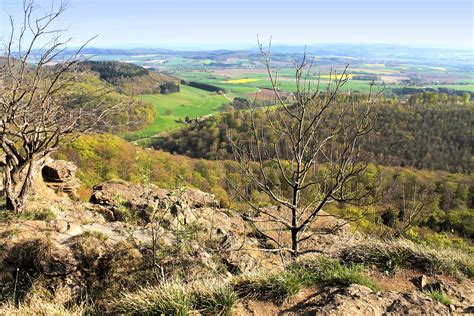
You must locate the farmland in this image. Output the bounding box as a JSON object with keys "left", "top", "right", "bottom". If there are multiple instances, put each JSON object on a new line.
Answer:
{"left": 122, "top": 85, "right": 228, "bottom": 141}
{"left": 98, "top": 45, "right": 473, "bottom": 138}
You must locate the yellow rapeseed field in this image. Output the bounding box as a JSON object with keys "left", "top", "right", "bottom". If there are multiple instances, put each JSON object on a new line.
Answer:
{"left": 222, "top": 78, "right": 260, "bottom": 84}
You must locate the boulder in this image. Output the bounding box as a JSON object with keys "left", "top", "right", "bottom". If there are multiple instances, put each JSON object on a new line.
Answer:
{"left": 89, "top": 180, "right": 219, "bottom": 222}
{"left": 42, "top": 160, "right": 80, "bottom": 196}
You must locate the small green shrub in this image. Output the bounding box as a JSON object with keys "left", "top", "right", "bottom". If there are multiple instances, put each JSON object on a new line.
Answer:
{"left": 423, "top": 289, "right": 451, "bottom": 306}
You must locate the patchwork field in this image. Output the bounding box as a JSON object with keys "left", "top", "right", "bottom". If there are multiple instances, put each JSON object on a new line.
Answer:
{"left": 122, "top": 85, "right": 228, "bottom": 141}
{"left": 172, "top": 66, "right": 474, "bottom": 98}
{"left": 102, "top": 47, "right": 473, "bottom": 139}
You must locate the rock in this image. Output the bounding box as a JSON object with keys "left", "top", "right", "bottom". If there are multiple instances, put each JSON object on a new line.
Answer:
{"left": 449, "top": 304, "right": 456, "bottom": 312}
{"left": 50, "top": 219, "right": 69, "bottom": 233}
{"left": 415, "top": 274, "right": 429, "bottom": 289}
{"left": 42, "top": 160, "right": 80, "bottom": 196}
{"left": 291, "top": 285, "right": 451, "bottom": 316}
{"left": 90, "top": 180, "right": 167, "bottom": 209}
{"left": 181, "top": 189, "right": 219, "bottom": 208}
{"left": 89, "top": 180, "right": 219, "bottom": 223}
{"left": 65, "top": 223, "right": 84, "bottom": 236}
{"left": 39, "top": 247, "right": 78, "bottom": 276}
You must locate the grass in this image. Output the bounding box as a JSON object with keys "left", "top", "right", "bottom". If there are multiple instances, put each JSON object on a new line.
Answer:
{"left": 0, "top": 286, "right": 86, "bottom": 315}
{"left": 123, "top": 85, "right": 229, "bottom": 140}
{"left": 110, "top": 256, "right": 375, "bottom": 313}
{"left": 232, "top": 257, "right": 378, "bottom": 303}
{"left": 423, "top": 288, "right": 452, "bottom": 306}
{"left": 341, "top": 238, "right": 474, "bottom": 279}
{"left": 0, "top": 208, "right": 56, "bottom": 223}
{"left": 111, "top": 281, "right": 236, "bottom": 315}
{"left": 232, "top": 270, "right": 302, "bottom": 302}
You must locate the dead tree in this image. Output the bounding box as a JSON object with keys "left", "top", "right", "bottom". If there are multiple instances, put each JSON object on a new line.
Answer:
{"left": 0, "top": 1, "right": 119, "bottom": 213}
{"left": 228, "top": 39, "right": 382, "bottom": 259}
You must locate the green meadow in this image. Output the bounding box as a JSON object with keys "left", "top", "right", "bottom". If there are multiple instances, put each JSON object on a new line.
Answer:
{"left": 123, "top": 85, "right": 228, "bottom": 141}
{"left": 123, "top": 64, "right": 473, "bottom": 141}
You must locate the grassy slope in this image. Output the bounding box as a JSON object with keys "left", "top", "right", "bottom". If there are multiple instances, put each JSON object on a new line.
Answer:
{"left": 123, "top": 85, "right": 228, "bottom": 140}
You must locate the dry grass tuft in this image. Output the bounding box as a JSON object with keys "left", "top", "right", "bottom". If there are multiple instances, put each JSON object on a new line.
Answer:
{"left": 0, "top": 286, "right": 86, "bottom": 315}
{"left": 341, "top": 238, "right": 474, "bottom": 279}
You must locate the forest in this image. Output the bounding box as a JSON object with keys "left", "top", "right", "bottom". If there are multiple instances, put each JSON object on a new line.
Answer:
{"left": 155, "top": 92, "right": 472, "bottom": 174}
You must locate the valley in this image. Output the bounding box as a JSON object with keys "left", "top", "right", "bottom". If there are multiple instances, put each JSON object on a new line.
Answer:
{"left": 86, "top": 45, "right": 474, "bottom": 141}
{"left": 0, "top": 0, "right": 473, "bottom": 314}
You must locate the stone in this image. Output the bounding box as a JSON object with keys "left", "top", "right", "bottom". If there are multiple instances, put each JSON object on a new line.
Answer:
{"left": 50, "top": 219, "right": 69, "bottom": 233}
{"left": 414, "top": 274, "right": 429, "bottom": 289}
{"left": 65, "top": 223, "right": 83, "bottom": 236}
{"left": 89, "top": 180, "right": 218, "bottom": 224}
{"left": 42, "top": 160, "right": 80, "bottom": 196}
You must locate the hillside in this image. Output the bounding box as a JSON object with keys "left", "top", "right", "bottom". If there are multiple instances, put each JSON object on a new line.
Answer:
{"left": 122, "top": 85, "right": 229, "bottom": 141}
{"left": 153, "top": 93, "right": 472, "bottom": 174}
{"left": 0, "top": 161, "right": 472, "bottom": 314}
{"left": 53, "top": 134, "right": 473, "bottom": 243}
{"left": 78, "top": 60, "right": 180, "bottom": 96}
{"left": 61, "top": 70, "right": 156, "bottom": 132}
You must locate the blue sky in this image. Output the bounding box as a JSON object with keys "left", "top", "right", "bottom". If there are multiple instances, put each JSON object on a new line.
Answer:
{"left": 0, "top": 0, "right": 472, "bottom": 49}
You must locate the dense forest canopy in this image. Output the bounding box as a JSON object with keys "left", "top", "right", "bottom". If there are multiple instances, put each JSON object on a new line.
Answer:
{"left": 78, "top": 61, "right": 150, "bottom": 83}
{"left": 78, "top": 60, "right": 179, "bottom": 95}
{"left": 60, "top": 71, "right": 156, "bottom": 131}
{"left": 154, "top": 92, "right": 472, "bottom": 174}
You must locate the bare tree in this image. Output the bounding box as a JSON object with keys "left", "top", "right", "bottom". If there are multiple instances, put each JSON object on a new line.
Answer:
{"left": 0, "top": 1, "right": 120, "bottom": 213}
{"left": 228, "top": 39, "right": 382, "bottom": 259}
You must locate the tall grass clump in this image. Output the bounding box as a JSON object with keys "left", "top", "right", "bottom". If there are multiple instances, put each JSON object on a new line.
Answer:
{"left": 289, "top": 257, "right": 379, "bottom": 291}
{"left": 111, "top": 281, "right": 236, "bottom": 315}
{"left": 341, "top": 238, "right": 474, "bottom": 279}
{"left": 232, "top": 256, "right": 378, "bottom": 303}
{"left": 232, "top": 270, "right": 302, "bottom": 302}
{"left": 111, "top": 282, "right": 192, "bottom": 315}
{"left": 191, "top": 282, "right": 236, "bottom": 316}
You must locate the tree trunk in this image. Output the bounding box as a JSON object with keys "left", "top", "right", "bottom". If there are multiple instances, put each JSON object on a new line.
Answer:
{"left": 291, "top": 228, "right": 298, "bottom": 259}
{"left": 3, "top": 157, "right": 43, "bottom": 213}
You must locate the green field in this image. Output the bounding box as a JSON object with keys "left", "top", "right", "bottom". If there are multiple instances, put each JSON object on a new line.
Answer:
{"left": 174, "top": 69, "right": 392, "bottom": 96}
{"left": 123, "top": 85, "right": 229, "bottom": 141}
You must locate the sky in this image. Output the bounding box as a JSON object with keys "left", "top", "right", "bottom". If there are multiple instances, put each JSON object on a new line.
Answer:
{"left": 0, "top": 0, "right": 472, "bottom": 50}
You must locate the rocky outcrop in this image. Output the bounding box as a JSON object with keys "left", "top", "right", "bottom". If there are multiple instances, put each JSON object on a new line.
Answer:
{"left": 89, "top": 180, "right": 219, "bottom": 222}
{"left": 308, "top": 285, "right": 450, "bottom": 315}
{"left": 2, "top": 178, "right": 472, "bottom": 315}
{"left": 41, "top": 160, "right": 80, "bottom": 196}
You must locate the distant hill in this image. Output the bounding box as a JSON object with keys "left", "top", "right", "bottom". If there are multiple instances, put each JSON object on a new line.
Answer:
{"left": 78, "top": 60, "right": 180, "bottom": 96}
